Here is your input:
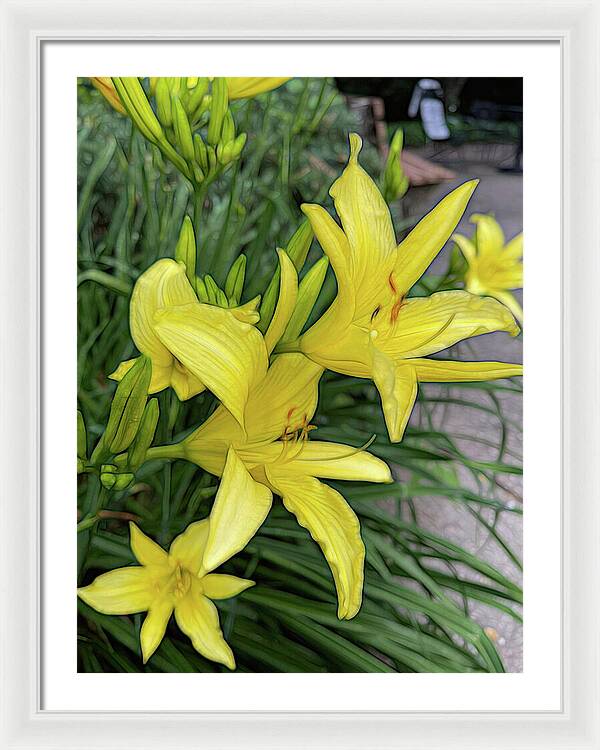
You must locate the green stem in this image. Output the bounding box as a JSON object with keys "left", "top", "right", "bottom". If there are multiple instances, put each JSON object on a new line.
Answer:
{"left": 273, "top": 338, "right": 301, "bottom": 354}
{"left": 193, "top": 182, "right": 208, "bottom": 271}
{"left": 145, "top": 443, "right": 184, "bottom": 462}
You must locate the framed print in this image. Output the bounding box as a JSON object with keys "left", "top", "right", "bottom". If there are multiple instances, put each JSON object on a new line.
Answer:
{"left": 1, "top": 1, "right": 599, "bottom": 748}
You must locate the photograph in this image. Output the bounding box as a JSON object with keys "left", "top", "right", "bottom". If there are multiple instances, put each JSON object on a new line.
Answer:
{"left": 76, "top": 75, "right": 523, "bottom": 674}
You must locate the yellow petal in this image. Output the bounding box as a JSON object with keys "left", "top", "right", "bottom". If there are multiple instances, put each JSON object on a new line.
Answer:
{"left": 279, "top": 441, "right": 392, "bottom": 483}
{"left": 130, "top": 259, "right": 197, "bottom": 368}
{"left": 244, "top": 353, "right": 324, "bottom": 444}
{"left": 168, "top": 365, "right": 206, "bottom": 401}
{"left": 109, "top": 357, "right": 173, "bottom": 395}
{"left": 490, "top": 289, "right": 523, "bottom": 324}
{"left": 202, "top": 574, "right": 255, "bottom": 600}
{"left": 90, "top": 77, "right": 126, "bottom": 114}
{"left": 299, "top": 205, "right": 356, "bottom": 353}
{"left": 226, "top": 77, "right": 290, "bottom": 100}
{"left": 202, "top": 448, "right": 272, "bottom": 573}
{"left": 169, "top": 519, "right": 210, "bottom": 575}
{"left": 267, "top": 469, "right": 364, "bottom": 620}
{"left": 371, "top": 350, "right": 418, "bottom": 443}
{"left": 452, "top": 233, "right": 477, "bottom": 264}
{"left": 129, "top": 522, "right": 169, "bottom": 566}
{"left": 301, "top": 323, "right": 371, "bottom": 378}
{"left": 395, "top": 180, "right": 478, "bottom": 294}
{"left": 300, "top": 204, "right": 353, "bottom": 310}
{"left": 140, "top": 597, "right": 174, "bottom": 663}
{"left": 174, "top": 582, "right": 235, "bottom": 669}
{"left": 503, "top": 233, "right": 523, "bottom": 261}
{"left": 264, "top": 249, "right": 298, "bottom": 354}
{"left": 412, "top": 357, "right": 523, "bottom": 381}
{"left": 382, "top": 290, "right": 520, "bottom": 359}
{"left": 77, "top": 567, "right": 154, "bottom": 614}
{"left": 471, "top": 213, "right": 505, "bottom": 257}
{"left": 231, "top": 295, "right": 261, "bottom": 325}
{"left": 154, "top": 302, "right": 268, "bottom": 430}
{"left": 330, "top": 133, "right": 396, "bottom": 273}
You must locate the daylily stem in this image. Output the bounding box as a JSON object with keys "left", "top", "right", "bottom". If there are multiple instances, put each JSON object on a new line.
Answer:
{"left": 145, "top": 444, "right": 184, "bottom": 461}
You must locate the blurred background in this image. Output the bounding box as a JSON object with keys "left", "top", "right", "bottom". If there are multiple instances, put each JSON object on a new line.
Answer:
{"left": 78, "top": 77, "right": 523, "bottom": 673}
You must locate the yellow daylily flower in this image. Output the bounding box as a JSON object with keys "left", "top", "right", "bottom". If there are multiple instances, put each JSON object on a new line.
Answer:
{"left": 224, "top": 78, "right": 291, "bottom": 100}
{"left": 90, "top": 77, "right": 126, "bottom": 114}
{"left": 162, "top": 352, "right": 392, "bottom": 621}
{"left": 110, "top": 258, "right": 268, "bottom": 429}
{"left": 453, "top": 213, "right": 523, "bottom": 324}
{"left": 297, "top": 134, "right": 523, "bottom": 443}
{"left": 148, "top": 77, "right": 290, "bottom": 100}
{"left": 78, "top": 520, "right": 253, "bottom": 668}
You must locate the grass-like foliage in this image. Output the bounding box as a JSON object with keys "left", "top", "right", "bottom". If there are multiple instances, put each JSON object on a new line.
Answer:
{"left": 77, "top": 78, "right": 522, "bottom": 673}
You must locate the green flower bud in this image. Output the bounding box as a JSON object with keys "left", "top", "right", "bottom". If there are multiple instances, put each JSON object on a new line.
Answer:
{"left": 207, "top": 77, "right": 228, "bottom": 146}
{"left": 224, "top": 254, "right": 247, "bottom": 304}
{"left": 155, "top": 77, "right": 173, "bottom": 127}
{"left": 281, "top": 256, "right": 329, "bottom": 342}
{"left": 77, "top": 410, "right": 87, "bottom": 459}
{"left": 172, "top": 95, "right": 195, "bottom": 163}
{"left": 221, "top": 111, "right": 235, "bottom": 145}
{"left": 203, "top": 275, "right": 228, "bottom": 307}
{"left": 128, "top": 398, "right": 160, "bottom": 471}
{"left": 100, "top": 463, "right": 117, "bottom": 490}
{"left": 193, "top": 134, "right": 209, "bottom": 173}
{"left": 113, "top": 473, "right": 135, "bottom": 492}
{"left": 186, "top": 77, "right": 209, "bottom": 114}
{"left": 258, "top": 220, "right": 314, "bottom": 332}
{"left": 216, "top": 140, "right": 234, "bottom": 165}
{"left": 382, "top": 128, "right": 409, "bottom": 203}
{"left": 230, "top": 132, "right": 247, "bottom": 159}
{"left": 195, "top": 275, "right": 209, "bottom": 302}
{"left": 100, "top": 473, "right": 117, "bottom": 490}
{"left": 112, "top": 77, "right": 164, "bottom": 145}
{"left": 174, "top": 215, "right": 197, "bottom": 284}
{"left": 104, "top": 356, "right": 152, "bottom": 454}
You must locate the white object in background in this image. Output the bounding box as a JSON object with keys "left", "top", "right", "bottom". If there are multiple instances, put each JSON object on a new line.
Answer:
{"left": 408, "top": 78, "right": 451, "bottom": 140}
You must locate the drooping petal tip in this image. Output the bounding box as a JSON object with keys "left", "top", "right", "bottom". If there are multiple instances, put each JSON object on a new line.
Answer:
{"left": 348, "top": 132, "right": 363, "bottom": 162}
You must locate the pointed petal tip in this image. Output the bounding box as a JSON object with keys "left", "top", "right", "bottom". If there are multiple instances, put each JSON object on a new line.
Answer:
{"left": 348, "top": 132, "right": 363, "bottom": 162}
{"left": 338, "top": 599, "right": 361, "bottom": 620}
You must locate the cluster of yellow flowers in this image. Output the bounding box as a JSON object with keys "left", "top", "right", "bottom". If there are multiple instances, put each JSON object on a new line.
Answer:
{"left": 79, "top": 79, "right": 523, "bottom": 669}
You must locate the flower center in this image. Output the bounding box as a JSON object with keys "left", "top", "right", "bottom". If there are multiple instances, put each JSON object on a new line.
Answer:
{"left": 168, "top": 562, "right": 192, "bottom": 599}
{"left": 280, "top": 406, "right": 316, "bottom": 442}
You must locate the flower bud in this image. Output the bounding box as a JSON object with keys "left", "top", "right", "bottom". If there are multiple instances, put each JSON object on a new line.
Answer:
{"left": 155, "top": 77, "right": 173, "bottom": 127}
{"left": 128, "top": 398, "right": 160, "bottom": 471}
{"left": 193, "top": 134, "right": 209, "bottom": 173}
{"left": 172, "top": 95, "right": 195, "bottom": 163}
{"left": 382, "top": 128, "right": 409, "bottom": 203}
{"left": 105, "top": 356, "right": 152, "bottom": 454}
{"left": 224, "top": 254, "right": 247, "bottom": 305}
{"left": 207, "top": 77, "right": 229, "bottom": 146}
{"left": 230, "top": 132, "right": 247, "bottom": 159}
{"left": 187, "top": 78, "right": 209, "bottom": 114}
{"left": 203, "top": 275, "right": 228, "bottom": 307}
{"left": 113, "top": 473, "right": 135, "bottom": 491}
{"left": 174, "top": 216, "right": 197, "bottom": 284}
{"left": 195, "top": 275, "right": 209, "bottom": 302}
{"left": 77, "top": 410, "right": 87, "bottom": 459}
{"left": 282, "top": 256, "right": 329, "bottom": 342}
{"left": 259, "top": 219, "right": 313, "bottom": 332}
{"left": 112, "top": 77, "right": 164, "bottom": 145}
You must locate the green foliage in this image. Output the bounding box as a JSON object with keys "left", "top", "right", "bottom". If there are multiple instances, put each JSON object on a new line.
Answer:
{"left": 77, "top": 78, "right": 522, "bottom": 673}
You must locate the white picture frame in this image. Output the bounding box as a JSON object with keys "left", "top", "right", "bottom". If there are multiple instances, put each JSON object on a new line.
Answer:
{"left": 1, "top": 0, "right": 598, "bottom": 747}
